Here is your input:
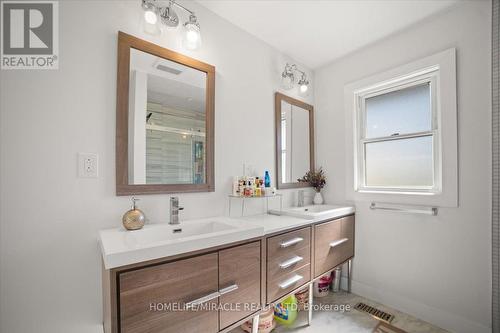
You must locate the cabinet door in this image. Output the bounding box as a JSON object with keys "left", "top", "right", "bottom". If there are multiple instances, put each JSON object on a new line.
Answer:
{"left": 219, "top": 241, "right": 261, "bottom": 330}
{"left": 314, "top": 215, "right": 355, "bottom": 277}
{"left": 119, "top": 253, "right": 218, "bottom": 333}
{"left": 338, "top": 215, "right": 355, "bottom": 264}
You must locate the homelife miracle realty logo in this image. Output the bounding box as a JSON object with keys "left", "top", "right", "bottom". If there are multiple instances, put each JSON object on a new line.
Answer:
{"left": 1, "top": 1, "right": 59, "bottom": 69}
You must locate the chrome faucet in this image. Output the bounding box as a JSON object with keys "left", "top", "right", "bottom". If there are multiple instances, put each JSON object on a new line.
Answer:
{"left": 169, "top": 197, "right": 184, "bottom": 225}
{"left": 297, "top": 190, "right": 305, "bottom": 207}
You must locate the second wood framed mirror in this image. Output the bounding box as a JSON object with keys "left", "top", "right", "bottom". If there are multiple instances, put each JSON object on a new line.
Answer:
{"left": 116, "top": 32, "right": 215, "bottom": 195}
{"left": 275, "top": 92, "right": 315, "bottom": 189}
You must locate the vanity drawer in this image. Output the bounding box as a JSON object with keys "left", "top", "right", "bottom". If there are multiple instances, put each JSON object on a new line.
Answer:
{"left": 219, "top": 241, "right": 261, "bottom": 330}
{"left": 314, "top": 215, "right": 355, "bottom": 278}
{"left": 267, "top": 264, "right": 311, "bottom": 303}
{"left": 267, "top": 245, "right": 311, "bottom": 279}
{"left": 267, "top": 227, "right": 311, "bottom": 261}
{"left": 119, "top": 253, "right": 219, "bottom": 333}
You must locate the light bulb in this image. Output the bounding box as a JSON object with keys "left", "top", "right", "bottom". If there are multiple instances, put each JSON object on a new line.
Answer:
{"left": 141, "top": 1, "right": 161, "bottom": 36}
{"left": 186, "top": 29, "right": 199, "bottom": 43}
{"left": 144, "top": 10, "right": 157, "bottom": 25}
{"left": 183, "top": 24, "right": 201, "bottom": 50}
{"left": 183, "top": 14, "right": 201, "bottom": 50}
{"left": 298, "top": 73, "right": 309, "bottom": 95}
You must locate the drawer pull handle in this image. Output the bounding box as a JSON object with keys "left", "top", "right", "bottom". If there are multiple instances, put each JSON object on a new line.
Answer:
{"left": 185, "top": 291, "right": 221, "bottom": 309}
{"left": 185, "top": 284, "right": 239, "bottom": 309}
{"left": 279, "top": 274, "right": 304, "bottom": 289}
{"left": 280, "top": 237, "right": 304, "bottom": 248}
{"left": 330, "top": 238, "right": 349, "bottom": 248}
{"left": 219, "top": 284, "right": 239, "bottom": 296}
{"left": 279, "top": 256, "right": 304, "bottom": 269}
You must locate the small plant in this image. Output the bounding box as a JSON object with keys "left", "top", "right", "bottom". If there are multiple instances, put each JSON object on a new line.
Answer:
{"left": 298, "top": 168, "right": 326, "bottom": 192}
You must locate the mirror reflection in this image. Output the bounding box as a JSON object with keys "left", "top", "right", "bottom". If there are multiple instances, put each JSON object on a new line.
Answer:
{"left": 128, "top": 48, "right": 206, "bottom": 185}
{"left": 280, "top": 100, "right": 311, "bottom": 183}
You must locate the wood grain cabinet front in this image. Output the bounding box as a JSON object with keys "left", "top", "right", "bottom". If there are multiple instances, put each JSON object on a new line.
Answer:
{"left": 117, "top": 242, "right": 262, "bottom": 333}
{"left": 218, "top": 241, "right": 261, "bottom": 330}
{"left": 266, "top": 227, "right": 311, "bottom": 302}
{"left": 119, "top": 253, "right": 219, "bottom": 333}
{"left": 314, "top": 215, "right": 355, "bottom": 278}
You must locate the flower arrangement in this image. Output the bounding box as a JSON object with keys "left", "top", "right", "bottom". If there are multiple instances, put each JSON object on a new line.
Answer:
{"left": 298, "top": 168, "right": 326, "bottom": 192}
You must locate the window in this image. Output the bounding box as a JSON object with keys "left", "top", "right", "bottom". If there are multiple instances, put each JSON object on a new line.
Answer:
{"left": 355, "top": 67, "right": 440, "bottom": 194}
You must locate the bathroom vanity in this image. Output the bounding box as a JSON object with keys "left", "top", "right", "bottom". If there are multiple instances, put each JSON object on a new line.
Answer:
{"left": 100, "top": 210, "right": 355, "bottom": 333}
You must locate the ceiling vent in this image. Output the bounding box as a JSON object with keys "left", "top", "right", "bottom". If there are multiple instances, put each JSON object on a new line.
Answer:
{"left": 156, "top": 64, "right": 182, "bottom": 75}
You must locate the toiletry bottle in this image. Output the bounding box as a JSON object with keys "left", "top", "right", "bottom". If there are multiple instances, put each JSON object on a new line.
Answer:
{"left": 244, "top": 181, "right": 251, "bottom": 197}
{"left": 264, "top": 171, "right": 271, "bottom": 188}
{"left": 232, "top": 176, "right": 240, "bottom": 196}
{"left": 238, "top": 179, "right": 245, "bottom": 197}
{"left": 255, "top": 187, "right": 261, "bottom": 197}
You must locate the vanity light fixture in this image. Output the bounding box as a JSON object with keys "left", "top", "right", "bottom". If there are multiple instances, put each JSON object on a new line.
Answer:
{"left": 281, "top": 63, "right": 310, "bottom": 95}
{"left": 141, "top": 0, "right": 202, "bottom": 50}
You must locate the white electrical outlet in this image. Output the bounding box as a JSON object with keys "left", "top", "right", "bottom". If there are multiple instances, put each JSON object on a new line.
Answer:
{"left": 78, "top": 153, "right": 98, "bottom": 178}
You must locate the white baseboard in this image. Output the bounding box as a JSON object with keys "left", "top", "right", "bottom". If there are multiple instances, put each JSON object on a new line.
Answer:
{"left": 343, "top": 278, "right": 490, "bottom": 333}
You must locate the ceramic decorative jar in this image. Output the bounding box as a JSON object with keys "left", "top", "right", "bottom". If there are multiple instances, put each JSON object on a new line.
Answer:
{"left": 313, "top": 190, "right": 324, "bottom": 205}
{"left": 122, "top": 197, "right": 146, "bottom": 230}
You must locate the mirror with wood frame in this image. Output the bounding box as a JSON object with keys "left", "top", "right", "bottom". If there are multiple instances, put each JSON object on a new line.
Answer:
{"left": 275, "top": 92, "right": 315, "bottom": 189}
{"left": 116, "top": 32, "right": 215, "bottom": 195}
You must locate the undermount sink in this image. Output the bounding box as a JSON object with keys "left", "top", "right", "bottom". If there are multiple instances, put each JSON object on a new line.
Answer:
{"left": 273, "top": 204, "right": 355, "bottom": 220}
{"left": 99, "top": 218, "right": 263, "bottom": 269}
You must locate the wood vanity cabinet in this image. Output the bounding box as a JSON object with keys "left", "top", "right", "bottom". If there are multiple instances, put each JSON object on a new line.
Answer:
{"left": 103, "top": 214, "right": 355, "bottom": 333}
{"left": 314, "top": 215, "right": 355, "bottom": 277}
{"left": 109, "top": 241, "right": 261, "bottom": 333}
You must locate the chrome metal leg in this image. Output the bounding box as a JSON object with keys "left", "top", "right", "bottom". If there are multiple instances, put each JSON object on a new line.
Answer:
{"left": 251, "top": 314, "right": 260, "bottom": 333}
{"left": 347, "top": 259, "right": 352, "bottom": 293}
{"left": 307, "top": 282, "right": 313, "bottom": 325}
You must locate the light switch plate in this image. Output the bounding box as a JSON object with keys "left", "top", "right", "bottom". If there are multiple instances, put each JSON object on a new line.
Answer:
{"left": 78, "top": 153, "right": 98, "bottom": 178}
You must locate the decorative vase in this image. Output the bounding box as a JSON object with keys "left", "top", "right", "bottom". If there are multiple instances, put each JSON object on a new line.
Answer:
{"left": 313, "top": 191, "right": 324, "bottom": 205}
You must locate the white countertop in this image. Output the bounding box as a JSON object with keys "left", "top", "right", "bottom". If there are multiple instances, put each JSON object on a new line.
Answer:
{"left": 99, "top": 216, "right": 263, "bottom": 269}
{"left": 99, "top": 205, "right": 355, "bottom": 269}
{"left": 249, "top": 205, "right": 355, "bottom": 234}
{"left": 235, "top": 214, "right": 319, "bottom": 234}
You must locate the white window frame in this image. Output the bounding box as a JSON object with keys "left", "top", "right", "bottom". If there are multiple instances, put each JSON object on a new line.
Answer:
{"left": 344, "top": 48, "right": 457, "bottom": 207}
{"left": 354, "top": 66, "right": 441, "bottom": 194}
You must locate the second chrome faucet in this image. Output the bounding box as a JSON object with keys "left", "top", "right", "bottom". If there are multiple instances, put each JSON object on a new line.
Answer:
{"left": 169, "top": 197, "right": 184, "bottom": 225}
{"left": 297, "top": 190, "right": 305, "bottom": 207}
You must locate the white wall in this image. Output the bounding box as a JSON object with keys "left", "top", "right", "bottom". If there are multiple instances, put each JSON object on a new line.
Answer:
{"left": 315, "top": 1, "right": 491, "bottom": 332}
{"left": 0, "top": 1, "right": 313, "bottom": 332}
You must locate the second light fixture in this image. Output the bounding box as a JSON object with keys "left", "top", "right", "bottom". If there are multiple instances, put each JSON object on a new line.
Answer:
{"left": 281, "top": 63, "right": 310, "bottom": 95}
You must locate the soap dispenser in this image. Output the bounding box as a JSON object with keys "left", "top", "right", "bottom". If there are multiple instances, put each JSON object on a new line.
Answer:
{"left": 122, "top": 197, "right": 146, "bottom": 230}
